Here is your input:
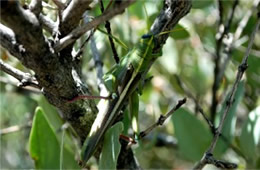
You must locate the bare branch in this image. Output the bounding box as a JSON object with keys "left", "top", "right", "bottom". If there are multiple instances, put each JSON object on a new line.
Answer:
{"left": 39, "top": 13, "right": 58, "bottom": 35}
{"left": 194, "top": 153, "right": 237, "bottom": 169}
{"left": 217, "top": 0, "right": 224, "bottom": 27}
{"left": 194, "top": 12, "right": 260, "bottom": 170}
{"left": 139, "top": 98, "right": 186, "bottom": 139}
{"left": 216, "top": 0, "right": 259, "bottom": 90}
{"left": 211, "top": 0, "right": 239, "bottom": 121}
{"left": 0, "top": 76, "right": 41, "bottom": 93}
{"left": 0, "top": 122, "right": 31, "bottom": 136}
{"left": 52, "top": 0, "right": 66, "bottom": 10}
{"left": 0, "top": 1, "right": 50, "bottom": 61}
{"left": 73, "top": 28, "right": 96, "bottom": 60}
{"left": 0, "top": 59, "right": 40, "bottom": 88}
{"left": 0, "top": 24, "right": 25, "bottom": 61}
{"left": 54, "top": 0, "right": 136, "bottom": 52}
{"left": 59, "top": 0, "right": 93, "bottom": 35}
{"left": 29, "top": 0, "right": 42, "bottom": 16}
{"left": 0, "top": 1, "right": 99, "bottom": 143}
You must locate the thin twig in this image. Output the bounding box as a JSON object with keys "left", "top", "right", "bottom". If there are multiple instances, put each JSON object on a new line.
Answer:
{"left": 175, "top": 75, "right": 245, "bottom": 158}
{"left": 217, "top": 0, "right": 260, "bottom": 82}
{"left": 0, "top": 76, "right": 41, "bottom": 93}
{"left": 0, "top": 59, "right": 40, "bottom": 88}
{"left": 73, "top": 27, "right": 96, "bottom": 60}
{"left": 211, "top": 0, "right": 239, "bottom": 121}
{"left": 54, "top": 0, "right": 135, "bottom": 52}
{"left": 175, "top": 75, "right": 215, "bottom": 133}
{"left": 100, "top": 0, "right": 119, "bottom": 63}
{"left": 39, "top": 13, "right": 59, "bottom": 35}
{"left": 139, "top": 98, "right": 186, "bottom": 139}
{"left": 0, "top": 122, "right": 31, "bottom": 136}
{"left": 217, "top": 0, "right": 224, "bottom": 27}
{"left": 194, "top": 12, "right": 260, "bottom": 170}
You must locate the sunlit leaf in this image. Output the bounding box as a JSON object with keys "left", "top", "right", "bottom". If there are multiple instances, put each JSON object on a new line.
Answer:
{"left": 169, "top": 24, "right": 190, "bottom": 40}
{"left": 29, "top": 107, "right": 61, "bottom": 169}
{"left": 240, "top": 106, "right": 260, "bottom": 162}
{"left": 99, "top": 122, "right": 124, "bottom": 170}
{"left": 129, "top": 92, "right": 139, "bottom": 133}
{"left": 29, "top": 107, "right": 79, "bottom": 169}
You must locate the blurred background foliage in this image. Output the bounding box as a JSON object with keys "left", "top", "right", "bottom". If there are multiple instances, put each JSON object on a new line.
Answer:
{"left": 1, "top": 0, "right": 260, "bottom": 169}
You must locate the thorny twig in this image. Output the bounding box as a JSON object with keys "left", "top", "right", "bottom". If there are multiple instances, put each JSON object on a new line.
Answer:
{"left": 139, "top": 98, "right": 187, "bottom": 139}
{"left": 0, "top": 59, "right": 40, "bottom": 89}
{"left": 194, "top": 11, "right": 260, "bottom": 170}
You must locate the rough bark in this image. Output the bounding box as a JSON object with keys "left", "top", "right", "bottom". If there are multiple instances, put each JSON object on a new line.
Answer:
{"left": 0, "top": 0, "right": 191, "bottom": 168}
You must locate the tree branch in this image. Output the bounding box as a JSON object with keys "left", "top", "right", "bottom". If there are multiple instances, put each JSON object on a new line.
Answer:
{"left": 59, "top": 0, "right": 93, "bottom": 35}
{"left": 54, "top": 0, "right": 136, "bottom": 52}
{"left": 139, "top": 98, "right": 187, "bottom": 139}
{"left": 0, "top": 1, "right": 98, "bottom": 142}
{"left": 216, "top": 0, "right": 259, "bottom": 93}
{"left": 211, "top": 0, "right": 239, "bottom": 121}
{"left": 0, "top": 59, "right": 40, "bottom": 88}
{"left": 0, "top": 1, "right": 49, "bottom": 60}
{"left": 194, "top": 11, "right": 260, "bottom": 170}
{"left": 0, "top": 122, "right": 31, "bottom": 136}
{"left": 29, "top": 0, "right": 42, "bottom": 16}
{"left": 39, "top": 13, "right": 58, "bottom": 35}
{"left": 0, "top": 24, "right": 25, "bottom": 61}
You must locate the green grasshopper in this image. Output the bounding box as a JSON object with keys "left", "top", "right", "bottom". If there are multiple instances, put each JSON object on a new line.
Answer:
{"left": 81, "top": 34, "right": 162, "bottom": 163}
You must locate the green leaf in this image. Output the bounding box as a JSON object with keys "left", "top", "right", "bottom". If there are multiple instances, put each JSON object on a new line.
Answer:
{"left": 29, "top": 107, "right": 61, "bottom": 169}
{"left": 172, "top": 108, "right": 212, "bottom": 161}
{"left": 37, "top": 96, "right": 76, "bottom": 155}
{"left": 129, "top": 92, "right": 139, "bottom": 133}
{"left": 128, "top": 1, "right": 145, "bottom": 19}
{"left": 99, "top": 122, "right": 124, "bottom": 170}
{"left": 181, "top": 62, "right": 210, "bottom": 95}
{"left": 169, "top": 24, "right": 190, "bottom": 40}
{"left": 29, "top": 107, "right": 79, "bottom": 169}
{"left": 239, "top": 106, "right": 260, "bottom": 163}
{"left": 192, "top": 0, "right": 213, "bottom": 9}
{"left": 37, "top": 97, "right": 62, "bottom": 131}
{"left": 214, "top": 82, "right": 244, "bottom": 157}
